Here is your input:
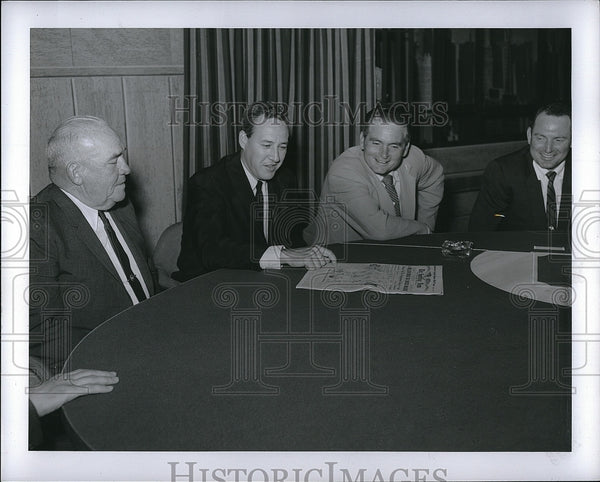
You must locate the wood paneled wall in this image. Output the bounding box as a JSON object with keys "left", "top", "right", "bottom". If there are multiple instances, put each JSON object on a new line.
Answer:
{"left": 30, "top": 29, "right": 185, "bottom": 252}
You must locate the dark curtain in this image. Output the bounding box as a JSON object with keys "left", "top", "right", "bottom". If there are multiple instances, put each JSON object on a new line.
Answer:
{"left": 183, "top": 28, "right": 376, "bottom": 199}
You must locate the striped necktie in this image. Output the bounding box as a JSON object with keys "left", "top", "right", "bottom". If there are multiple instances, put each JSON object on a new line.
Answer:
{"left": 382, "top": 174, "right": 401, "bottom": 216}
{"left": 546, "top": 171, "right": 557, "bottom": 230}
{"left": 98, "top": 211, "right": 147, "bottom": 302}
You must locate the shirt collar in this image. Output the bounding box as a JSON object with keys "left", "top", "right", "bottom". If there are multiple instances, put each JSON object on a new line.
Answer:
{"left": 532, "top": 159, "right": 566, "bottom": 180}
{"left": 374, "top": 169, "right": 399, "bottom": 183}
{"left": 240, "top": 158, "right": 263, "bottom": 192}
{"left": 60, "top": 189, "right": 100, "bottom": 230}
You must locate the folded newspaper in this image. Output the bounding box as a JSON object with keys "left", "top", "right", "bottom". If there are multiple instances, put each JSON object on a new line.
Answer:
{"left": 296, "top": 263, "right": 443, "bottom": 295}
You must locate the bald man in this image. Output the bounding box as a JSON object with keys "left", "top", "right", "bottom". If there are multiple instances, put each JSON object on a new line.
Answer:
{"left": 30, "top": 116, "right": 156, "bottom": 375}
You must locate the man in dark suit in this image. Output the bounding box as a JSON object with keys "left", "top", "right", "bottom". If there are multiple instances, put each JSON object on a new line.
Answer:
{"left": 175, "top": 102, "right": 335, "bottom": 281}
{"left": 469, "top": 102, "right": 572, "bottom": 231}
{"left": 30, "top": 116, "right": 156, "bottom": 375}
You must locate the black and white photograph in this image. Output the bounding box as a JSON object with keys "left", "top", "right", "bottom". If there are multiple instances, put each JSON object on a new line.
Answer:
{"left": 2, "top": 1, "right": 599, "bottom": 481}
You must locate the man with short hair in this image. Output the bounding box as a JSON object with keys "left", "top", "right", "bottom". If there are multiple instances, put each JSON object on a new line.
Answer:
{"left": 30, "top": 116, "right": 155, "bottom": 374}
{"left": 469, "top": 102, "right": 572, "bottom": 231}
{"left": 304, "top": 104, "right": 445, "bottom": 244}
{"left": 175, "top": 101, "right": 335, "bottom": 281}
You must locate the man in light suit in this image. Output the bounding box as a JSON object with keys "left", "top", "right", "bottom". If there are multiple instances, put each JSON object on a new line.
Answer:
{"left": 174, "top": 101, "right": 335, "bottom": 282}
{"left": 469, "top": 102, "right": 572, "bottom": 232}
{"left": 304, "top": 104, "right": 445, "bottom": 245}
{"left": 30, "top": 116, "right": 156, "bottom": 375}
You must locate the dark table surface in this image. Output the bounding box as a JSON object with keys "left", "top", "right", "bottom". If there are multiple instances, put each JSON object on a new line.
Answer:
{"left": 62, "top": 232, "right": 571, "bottom": 451}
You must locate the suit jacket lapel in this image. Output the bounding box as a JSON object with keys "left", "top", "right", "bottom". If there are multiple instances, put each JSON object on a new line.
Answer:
{"left": 398, "top": 164, "right": 416, "bottom": 219}
{"left": 366, "top": 161, "right": 415, "bottom": 219}
{"left": 227, "top": 152, "right": 254, "bottom": 204}
{"left": 365, "top": 163, "right": 396, "bottom": 217}
{"left": 226, "top": 153, "right": 266, "bottom": 243}
{"left": 523, "top": 156, "right": 548, "bottom": 228}
{"left": 50, "top": 186, "right": 122, "bottom": 282}
{"left": 558, "top": 156, "right": 572, "bottom": 230}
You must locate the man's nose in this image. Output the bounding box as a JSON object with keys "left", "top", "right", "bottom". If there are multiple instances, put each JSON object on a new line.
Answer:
{"left": 118, "top": 157, "right": 131, "bottom": 175}
{"left": 381, "top": 146, "right": 389, "bottom": 158}
{"left": 269, "top": 146, "right": 280, "bottom": 162}
{"left": 544, "top": 140, "right": 553, "bottom": 153}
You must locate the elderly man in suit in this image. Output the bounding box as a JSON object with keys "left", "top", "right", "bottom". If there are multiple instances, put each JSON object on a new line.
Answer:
{"left": 304, "top": 104, "right": 444, "bottom": 245}
{"left": 175, "top": 101, "right": 335, "bottom": 282}
{"left": 30, "top": 116, "right": 156, "bottom": 375}
{"left": 469, "top": 102, "right": 572, "bottom": 232}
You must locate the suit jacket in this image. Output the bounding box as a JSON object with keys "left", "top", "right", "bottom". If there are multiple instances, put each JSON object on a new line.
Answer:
{"left": 29, "top": 184, "right": 155, "bottom": 373}
{"left": 174, "top": 152, "right": 303, "bottom": 281}
{"left": 468, "top": 146, "right": 572, "bottom": 232}
{"left": 304, "top": 145, "right": 445, "bottom": 244}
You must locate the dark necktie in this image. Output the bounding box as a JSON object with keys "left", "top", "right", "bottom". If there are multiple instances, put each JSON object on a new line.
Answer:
{"left": 546, "top": 171, "right": 557, "bottom": 230}
{"left": 98, "top": 211, "right": 147, "bottom": 302}
{"left": 382, "top": 174, "right": 402, "bottom": 216}
{"left": 254, "top": 181, "right": 267, "bottom": 243}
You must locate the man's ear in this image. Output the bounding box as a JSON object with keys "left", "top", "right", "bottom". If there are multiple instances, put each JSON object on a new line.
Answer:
{"left": 526, "top": 127, "right": 532, "bottom": 145}
{"left": 239, "top": 130, "right": 248, "bottom": 150}
{"left": 402, "top": 140, "right": 411, "bottom": 158}
{"left": 66, "top": 162, "right": 82, "bottom": 185}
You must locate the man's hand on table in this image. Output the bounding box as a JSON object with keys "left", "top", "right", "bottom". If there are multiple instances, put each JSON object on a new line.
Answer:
{"left": 29, "top": 369, "right": 119, "bottom": 417}
{"left": 281, "top": 245, "right": 337, "bottom": 270}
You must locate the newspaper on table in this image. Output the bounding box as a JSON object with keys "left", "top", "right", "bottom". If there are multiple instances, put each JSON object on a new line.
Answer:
{"left": 296, "top": 263, "right": 443, "bottom": 295}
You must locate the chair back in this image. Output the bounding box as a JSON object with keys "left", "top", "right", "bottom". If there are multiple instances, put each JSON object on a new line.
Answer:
{"left": 152, "top": 222, "right": 183, "bottom": 289}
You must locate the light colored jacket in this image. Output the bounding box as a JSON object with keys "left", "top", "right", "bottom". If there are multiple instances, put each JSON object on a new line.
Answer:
{"left": 305, "top": 145, "right": 444, "bottom": 244}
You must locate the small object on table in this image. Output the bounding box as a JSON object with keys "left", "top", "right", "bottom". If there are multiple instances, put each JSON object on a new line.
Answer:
{"left": 441, "top": 240, "right": 474, "bottom": 258}
{"left": 533, "top": 245, "right": 566, "bottom": 252}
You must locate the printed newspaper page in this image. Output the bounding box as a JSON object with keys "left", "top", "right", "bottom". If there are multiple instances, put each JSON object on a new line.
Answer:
{"left": 296, "top": 263, "right": 443, "bottom": 295}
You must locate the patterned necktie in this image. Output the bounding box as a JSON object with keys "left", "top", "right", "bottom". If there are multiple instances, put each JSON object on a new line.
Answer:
{"left": 382, "top": 174, "right": 401, "bottom": 216}
{"left": 546, "top": 171, "right": 557, "bottom": 230}
{"left": 254, "top": 181, "right": 267, "bottom": 242}
{"left": 98, "top": 211, "right": 147, "bottom": 302}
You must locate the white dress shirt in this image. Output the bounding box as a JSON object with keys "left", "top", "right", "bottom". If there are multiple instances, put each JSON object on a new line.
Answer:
{"left": 532, "top": 160, "right": 566, "bottom": 213}
{"left": 239, "top": 163, "right": 283, "bottom": 269}
{"left": 61, "top": 190, "right": 150, "bottom": 304}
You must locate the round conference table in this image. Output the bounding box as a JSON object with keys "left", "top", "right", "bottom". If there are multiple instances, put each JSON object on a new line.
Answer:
{"left": 62, "top": 231, "right": 571, "bottom": 451}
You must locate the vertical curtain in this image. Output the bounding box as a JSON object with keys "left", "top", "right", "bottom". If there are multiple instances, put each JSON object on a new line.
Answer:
{"left": 183, "top": 29, "right": 376, "bottom": 199}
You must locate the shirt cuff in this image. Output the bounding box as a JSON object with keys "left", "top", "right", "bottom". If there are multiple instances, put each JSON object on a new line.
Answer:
{"left": 259, "top": 245, "right": 283, "bottom": 269}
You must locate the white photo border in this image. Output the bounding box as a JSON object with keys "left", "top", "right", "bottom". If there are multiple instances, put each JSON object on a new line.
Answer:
{"left": 2, "top": 1, "right": 599, "bottom": 481}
